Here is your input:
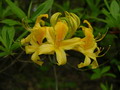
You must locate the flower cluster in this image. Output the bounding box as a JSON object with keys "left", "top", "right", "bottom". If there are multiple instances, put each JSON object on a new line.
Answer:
{"left": 21, "top": 12, "right": 102, "bottom": 69}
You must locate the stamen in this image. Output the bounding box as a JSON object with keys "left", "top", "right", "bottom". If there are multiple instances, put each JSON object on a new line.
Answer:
{"left": 96, "top": 29, "right": 108, "bottom": 42}
{"left": 96, "top": 33, "right": 106, "bottom": 42}
{"left": 95, "top": 33, "right": 101, "bottom": 40}
{"left": 98, "top": 45, "right": 111, "bottom": 57}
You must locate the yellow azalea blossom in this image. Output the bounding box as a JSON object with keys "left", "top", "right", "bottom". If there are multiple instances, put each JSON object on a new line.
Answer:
{"left": 74, "top": 20, "right": 100, "bottom": 69}
{"left": 21, "top": 14, "right": 48, "bottom": 45}
{"left": 46, "top": 21, "right": 81, "bottom": 65}
{"left": 21, "top": 14, "right": 52, "bottom": 65}
{"left": 21, "top": 12, "right": 81, "bottom": 66}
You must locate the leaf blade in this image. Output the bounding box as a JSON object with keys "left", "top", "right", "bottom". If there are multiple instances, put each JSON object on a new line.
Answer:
{"left": 31, "top": 0, "right": 54, "bottom": 20}
{"left": 0, "top": 19, "right": 21, "bottom": 26}
{"left": 5, "top": 0, "right": 26, "bottom": 19}
{"left": 110, "top": 0, "right": 120, "bottom": 20}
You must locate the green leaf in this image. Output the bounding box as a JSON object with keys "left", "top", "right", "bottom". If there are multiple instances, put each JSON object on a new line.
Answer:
{"left": 91, "top": 68, "right": 102, "bottom": 80}
{"left": 5, "top": 0, "right": 26, "bottom": 19}
{"left": 54, "top": 3, "right": 65, "bottom": 11}
{"left": 11, "top": 42, "right": 20, "bottom": 50}
{"left": 31, "top": 0, "right": 54, "bottom": 20}
{"left": 101, "top": 66, "right": 110, "bottom": 74}
{"left": 0, "top": 26, "right": 15, "bottom": 49}
{"left": 110, "top": 0, "right": 120, "bottom": 20}
{"left": 0, "top": 1, "right": 3, "bottom": 18}
{"left": 86, "top": 0, "right": 94, "bottom": 10}
{"left": 2, "top": 6, "right": 11, "bottom": 18}
{"left": 102, "top": 8, "right": 110, "bottom": 17}
{"left": 0, "top": 27, "right": 7, "bottom": 48}
{"left": 0, "top": 46, "right": 6, "bottom": 51}
{"left": 117, "top": 65, "right": 120, "bottom": 71}
{"left": 0, "top": 19, "right": 21, "bottom": 26}
{"left": 103, "top": 73, "right": 116, "bottom": 78}
{"left": 16, "top": 30, "right": 29, "bottom": 41}
{"left": 91, "top": 73, "right": 101, "bottom": 80}
{"left": 27, "top": 1, "right": 33, "bottom": 18}
{"left": 11, "top": 30, "right": 29, "bottom": 50}
{"left": 0, "top": 52, "right": 8, "bottom": 57}
{"left": 104, "top": 0, "right": 110, "bottom": 11}
{"left": 63, "top": 0, "right": 70, "bottom": 10}
{"left": 7, "top": 26, "right": 15, "bottom": 48}
{"left": 100, "top": 83, "right": 108, "bottom": 90}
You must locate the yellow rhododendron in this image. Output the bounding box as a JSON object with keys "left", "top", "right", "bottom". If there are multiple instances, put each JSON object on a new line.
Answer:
{"left": 74, "top": 20, "right": 101, "bottom": 69}
{"left": 46, "top": 21, "right": 81, "bottom": 65}
{"left": 21, "top": 12, "right": 81, "bottom": 66}
{"left": 21, "top": 14, "right": 50, "bottom": 65}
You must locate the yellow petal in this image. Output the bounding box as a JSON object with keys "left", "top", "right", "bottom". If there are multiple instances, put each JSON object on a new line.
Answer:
{"left": 38, "top": 44, "right": 54, "bottom": 54}
{"left": 91, "top": 60, "right": 98, "bottom": 69}
{"left": 50, "top": 12, "right": 62, "bottom": 26}
{"left": 64, "top": 11, "right": 80, "bottom": 38}
{"left": 85, "top": 51, "right": 96, "bottom": 60}
{"left": 70, "top": 13, "right": 80, "bottom": 27}
{"left": 32, "top": 14, "right": 48, "bottom": 30}
{"left": 36, "top": 14, "right": 48, "bottom": 25}
{"left": 30, "top": 37, "right": 39, "bottom": 46}
{"left": 33, "top": 27, "right": 46, "bottom": 44}
{"left": 78, "top": 56, "right": 91, "bottom": 68}
{"left": 31, "top": 52, "right": 44, "bottom": 65}
{"left": 83, "top": 20, "right": 93, "bottom": 31}
{"left": 21, "top": 34, "right": 31, "bottom": 45}
{"left": 55, "top": 22, "right": 68, "bottom": 42}
{"left": 55, "top": 48, "right": 67, "bottom": 65}
{"left": 46, "top": 27, "right": 55, "bottom": 44}
{"left": 25, "top": 45, "right": 37, "bottom": 54}
{"left": 80, "top": 30, "right": 96, "bottom": 50}
{"left": 61, "top": 37, "right": 81, "bottom": 50}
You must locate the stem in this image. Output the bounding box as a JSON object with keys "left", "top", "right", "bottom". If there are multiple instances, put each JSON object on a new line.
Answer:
{"left": 48, "top": 55, "right": 59, "bottom": 90}
{"left": 53, "top": 65, "right": 58, "bottom": 90}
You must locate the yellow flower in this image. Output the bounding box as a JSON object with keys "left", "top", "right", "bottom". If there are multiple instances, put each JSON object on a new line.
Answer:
{"left": 21, "top": 14, "right": 52, "bottom": 65}
{"left": 46, "top": 21, "right": 81, "bottom": 65}
{"left": 74, "top": 20, "right": 100, "bottom": 69}
{"left": 21, "top": 14, "right": 48, "bottom": 45}
{"left": 21, "top": 12, "right": 81, "bottom": 66}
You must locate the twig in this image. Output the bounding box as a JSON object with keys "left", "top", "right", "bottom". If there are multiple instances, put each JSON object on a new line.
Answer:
{"left": 53, "top": 65, "right": 58, "bottom": 90}
{"left": 0, "top": 51, "right": 24, "bottom": 73}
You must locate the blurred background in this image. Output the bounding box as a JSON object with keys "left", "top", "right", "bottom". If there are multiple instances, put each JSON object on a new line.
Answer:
{"left": 0, "top": 0, "right": 120, "bottom": 90}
